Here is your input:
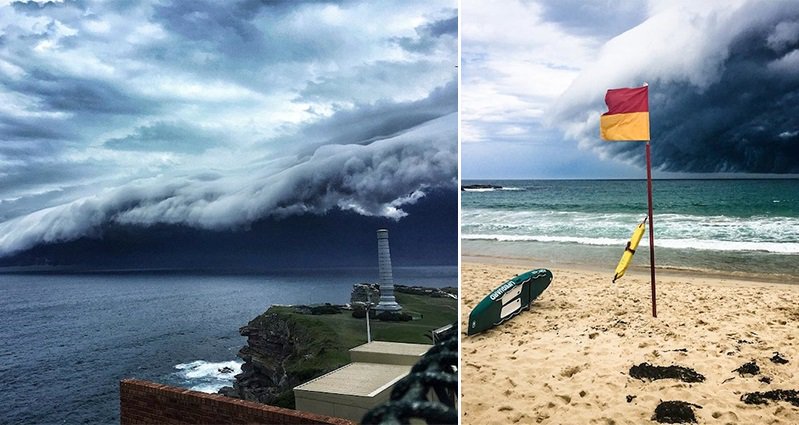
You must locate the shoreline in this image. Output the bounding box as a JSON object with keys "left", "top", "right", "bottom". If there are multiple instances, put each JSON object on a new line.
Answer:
{"left": 461, "top": 260, "right": 799, "bottom": 424}
{"left": 462, "top": 252, "right": 799, "bottom": 286}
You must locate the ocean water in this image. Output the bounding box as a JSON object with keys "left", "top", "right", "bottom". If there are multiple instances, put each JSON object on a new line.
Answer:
{"left": 0, "top": 266, "right": 455, "bottom": 424}
{"left": 462, "top": 179, "right": 799, "bottom": 281}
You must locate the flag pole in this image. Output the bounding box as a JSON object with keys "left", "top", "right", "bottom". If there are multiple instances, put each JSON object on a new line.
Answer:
{"left": 601, "top": 83, "right": 657, "bottom": 317}
{"left": 645, "top": 141, "right": 657, "bottom": 317}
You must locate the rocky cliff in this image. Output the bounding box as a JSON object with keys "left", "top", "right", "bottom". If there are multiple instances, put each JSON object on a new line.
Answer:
{"left": 219, "top": 306, "right": 347, "bottom": 408}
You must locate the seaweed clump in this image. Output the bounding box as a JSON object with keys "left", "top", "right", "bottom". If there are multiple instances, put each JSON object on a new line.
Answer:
{"left": 770, "top": 352, "right": 789, "bottom": 364}
{"left": 741, "top": 389, "right": 799, "bottom": 407}
{"left": 733, "top": 360, "right": 760, "bottom": 376}
{"left": 630, "top": 363, "right": 705, "bottom": 383}
{"left": 653, "top": 400, "right": 702, "bottom": 423}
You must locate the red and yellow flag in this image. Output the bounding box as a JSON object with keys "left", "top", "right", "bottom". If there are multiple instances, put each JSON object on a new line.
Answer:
{"left": 600, "top": 86, "right": 650, "bottom": 141}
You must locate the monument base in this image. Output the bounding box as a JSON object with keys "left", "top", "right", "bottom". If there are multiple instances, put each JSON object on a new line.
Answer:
{"left": 375, "top": 301, "right": 402, "bottom": 312}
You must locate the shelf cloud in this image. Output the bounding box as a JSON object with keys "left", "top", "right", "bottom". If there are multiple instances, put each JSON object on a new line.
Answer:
{"left": 553, "top": 1, "right": 799, "bottom": 173}
{"left": 0, "top": 0, "right": 457, "bottom": 258}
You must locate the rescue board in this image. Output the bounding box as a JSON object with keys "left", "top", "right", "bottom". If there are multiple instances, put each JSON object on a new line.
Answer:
{"left": 467, "top": 268, "right": 553, "bottom": 335}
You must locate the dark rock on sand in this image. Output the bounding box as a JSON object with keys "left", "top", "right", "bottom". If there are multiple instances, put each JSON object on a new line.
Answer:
{"left": 741, "top": 389, "right": 799, "bottom": 407}
{"left": 653, "top": 400, "right": 702, "bottom": 424}
{"left": 733, "top": 360, "right": 760, "bottom": 376}
{"left": 629, "top": 362, "right": 705, "bottom": 383}
{"left": 626, "top": 395, "right": 636, "bottom": 403}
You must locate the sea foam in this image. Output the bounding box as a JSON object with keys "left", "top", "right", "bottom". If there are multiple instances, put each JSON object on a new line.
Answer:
{"left": 462, "top": 208, "right": 799, "bottom": 254}
{"left": 174, "top": 360, "right": 243, "bottom": 393}
{"left": 461, "top": 234, "right": 799, "bottom": 254}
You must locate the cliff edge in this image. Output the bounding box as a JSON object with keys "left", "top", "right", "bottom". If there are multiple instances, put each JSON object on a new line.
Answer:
{"left": 219, "top": 305, "right": 348, "bottom": 407}
{"left": 219, "top": 291, "right": 457, "bottom": 409}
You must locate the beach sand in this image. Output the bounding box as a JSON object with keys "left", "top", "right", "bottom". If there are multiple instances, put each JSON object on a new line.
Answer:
{"left": 461, "top": 261, "right": 799, "bottom": 424}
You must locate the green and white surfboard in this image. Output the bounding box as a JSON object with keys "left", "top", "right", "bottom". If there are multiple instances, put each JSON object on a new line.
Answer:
{"left": 467, "top": 268, "right": 553, "bottom": 335}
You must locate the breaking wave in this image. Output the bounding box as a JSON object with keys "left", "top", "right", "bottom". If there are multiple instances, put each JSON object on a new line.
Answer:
{"left": 173, "top": 360, "right": 242, "bottom": 393}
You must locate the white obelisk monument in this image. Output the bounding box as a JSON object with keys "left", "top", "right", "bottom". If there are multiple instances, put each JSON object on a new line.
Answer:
{"left": 375, "top": 229, "right": 402, "bottom": 312}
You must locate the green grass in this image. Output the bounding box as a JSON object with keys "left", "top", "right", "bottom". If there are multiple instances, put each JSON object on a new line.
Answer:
{"left": 370, "top": 292, "right": 457, "bottom": 342}
{"left": 264, "top": 292, "right": 456, "bottom": 408}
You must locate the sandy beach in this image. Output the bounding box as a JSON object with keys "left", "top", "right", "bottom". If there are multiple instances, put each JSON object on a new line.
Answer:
{"left": 461, "top": 260, "right": 799, "bottom": 424}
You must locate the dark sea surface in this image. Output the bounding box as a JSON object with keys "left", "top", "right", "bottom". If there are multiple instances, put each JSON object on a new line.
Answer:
{"left": 0, "top": 266, "right": 455, "bottom": 424}
{"left": 463, "top": 179, "right": 799, "bottom": 281}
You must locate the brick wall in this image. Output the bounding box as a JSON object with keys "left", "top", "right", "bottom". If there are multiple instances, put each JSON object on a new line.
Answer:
{"left": 120, "top": 379, "right": 355, "bottom": 425}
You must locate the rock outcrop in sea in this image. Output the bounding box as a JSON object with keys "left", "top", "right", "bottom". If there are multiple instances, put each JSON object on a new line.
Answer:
{"left": 461, "top": 184, "right": 502, "bottom": 191}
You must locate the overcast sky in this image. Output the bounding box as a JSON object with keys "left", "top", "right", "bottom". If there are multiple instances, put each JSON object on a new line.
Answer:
{"left": 0, "top": 0, "right": 457, "bottom": 259}
{"left": 462, "top": 0, "right": 799, "bottom": 179}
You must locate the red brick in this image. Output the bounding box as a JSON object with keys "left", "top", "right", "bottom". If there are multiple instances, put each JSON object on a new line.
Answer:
{"left": 120, "top": 379, "right": 354, "bottom": 425}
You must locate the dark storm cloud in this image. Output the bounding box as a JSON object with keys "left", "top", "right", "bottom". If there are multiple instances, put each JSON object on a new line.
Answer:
{"left": 298, "top": 60, "right": 452, "bottom": 104}
{"left": 150, "top": 1, "right": 263, "bottom": 46}
{"left": 12, "top": 0, "right": 85, "bottom": 12}
{"left": 394, "top": 13, "right": 457, "bottom": 53}
{"left": 0, "top": 111, "right": 456, "bottom": 256}
{"left": 645, "top": 50, "right": 799, "bottom": 173}
{"left": 104, "top": 121, "right": 221, "bottom": 153}
{"left": 0, "top": 158, "right": 99, "bottom": 199}
{"left": 554, "top": 1, "right": 799, "bottom": 174}
{"left": 21, "top": 72, "right": 153, "bottom": 114}
{"left": 0, "top": 115, "right": 70, "bottom": 140}
{"left": 426, "top": 15, "right": 458, "bottom": 36}
{"left": 291, "top": 79, "right": 456, "bottom": 151}
{"left": 0, "top": 188, "right": 458, "bottom": 269}
{"left": 144, "top": 0, "right": 360, "bottom": 78}
{"left": 0, "top": 0, "right": 457, "bottom": 258}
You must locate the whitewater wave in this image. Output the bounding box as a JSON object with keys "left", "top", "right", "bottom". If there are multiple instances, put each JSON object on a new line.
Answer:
{"left": 656, "top": 239, "right": 799, "bottom": 254}
{"left": 173, "top": 360, "right": 242, "bottom": 393}
{"left": 463, "top": 234, "right": 626, "bottom": 246}
{"left": 463, "top": 208, "right": 799, "bottom": 248}
{"left": 462, "top": 234, "right": 799, "bottom": 254}
{"left": 462, "top": 186, "right": 524, "bottom": 192}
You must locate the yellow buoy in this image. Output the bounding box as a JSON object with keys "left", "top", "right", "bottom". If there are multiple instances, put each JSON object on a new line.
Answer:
{"left": 613, "top": 218, "right": 647, "bottom": 282}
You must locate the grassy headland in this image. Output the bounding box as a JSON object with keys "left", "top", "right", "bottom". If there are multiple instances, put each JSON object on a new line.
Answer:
{"left": 243, "top": 291, "right": 456, "bottom": 408}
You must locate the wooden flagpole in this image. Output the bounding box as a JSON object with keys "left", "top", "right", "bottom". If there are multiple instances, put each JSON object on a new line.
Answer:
{"left": 645, "top": 141, "right": 657, "bottom": 317}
